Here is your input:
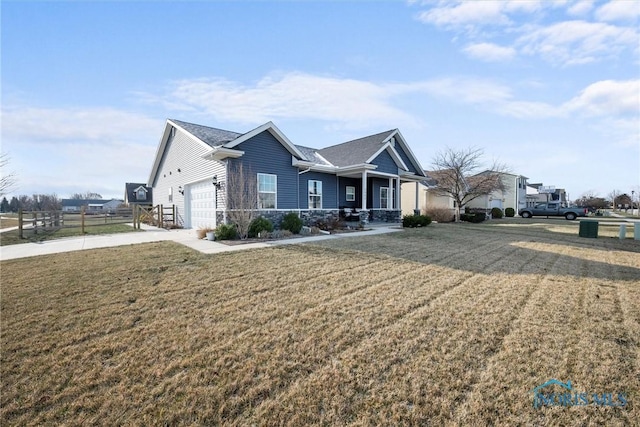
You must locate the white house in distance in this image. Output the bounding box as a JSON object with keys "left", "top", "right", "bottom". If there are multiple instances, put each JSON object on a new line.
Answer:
{"left": 401, "top": 171, "right": 455, "bottom": 216}
{"left": 466, "top": 172, "right": 528, "bottom": 212}
{"left": 401, "top": 171, "right": 528, "bottom": 216}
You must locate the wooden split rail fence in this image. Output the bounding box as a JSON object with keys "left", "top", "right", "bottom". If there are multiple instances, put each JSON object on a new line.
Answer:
{"left": 16, "top": 205, "right": 178, "bottom": 239}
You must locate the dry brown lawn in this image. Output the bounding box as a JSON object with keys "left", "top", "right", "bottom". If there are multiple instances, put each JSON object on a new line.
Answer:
{"left": 1, "top": 221, "right": 639, "bottom": 426}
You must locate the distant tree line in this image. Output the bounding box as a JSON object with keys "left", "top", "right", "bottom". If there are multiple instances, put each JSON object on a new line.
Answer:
{"left": 573, "top": 191, "right": 636, "bottom": 210}
{"left": 0, "top": 191, "right": 104, "bottom": 213}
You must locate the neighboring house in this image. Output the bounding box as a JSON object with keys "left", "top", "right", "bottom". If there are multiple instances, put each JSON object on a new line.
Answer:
{"left": 466, "top": 172, "right": 528, "bottom": 213}
{"left": 526, "top": 184, "right": 568, "bottom": 206}
{"left": 147, "top": 119, "right": 427, "bottom": 229}
{"left": 124, "top": 183, "right": 153, "bottom": 205}
{"left": 400, "top": 171, "right": 455, "bottom": 216}
{"left": 61, "top": 199, "right": 122, "bottom": 212}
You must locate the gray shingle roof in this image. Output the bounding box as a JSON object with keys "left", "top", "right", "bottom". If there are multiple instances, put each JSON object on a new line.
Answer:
{"left": 171, "top": 119, "right": 242, "bottom": 148}
{"left": 316, "top": 130, "right": 396, "bottom": 167}
{"left": 294, "top": 145, "right": 333, "bottom": 166}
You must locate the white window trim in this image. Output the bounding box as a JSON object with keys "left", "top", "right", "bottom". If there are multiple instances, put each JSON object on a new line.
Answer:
{"left": 308, "top": 180, "right": 322, "bottom": 209}
{"left": 346, "top": 186, "right": 355, "bottom": 202}
{"left": 380, "top": 187, "right": 389, "bottom": 209}
{"left": 258, "top": 173, "right": 277, "bottom": 210}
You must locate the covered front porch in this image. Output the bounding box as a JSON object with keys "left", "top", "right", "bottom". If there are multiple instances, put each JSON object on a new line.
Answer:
{"left": 336, "top": 166, "right": 422, "bottom": 223}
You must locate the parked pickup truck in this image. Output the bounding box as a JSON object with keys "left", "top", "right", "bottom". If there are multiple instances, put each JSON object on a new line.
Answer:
{"left": 518, "top": 202, "right": 588, "bottom": 220}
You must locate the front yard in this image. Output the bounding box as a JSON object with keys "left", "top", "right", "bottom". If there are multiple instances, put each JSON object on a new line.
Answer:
{"left": 1, "top": 222, "right": 638, "bottom": 425}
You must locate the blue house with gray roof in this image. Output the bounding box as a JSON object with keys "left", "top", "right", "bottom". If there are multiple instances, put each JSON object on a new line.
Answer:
{"left": 147, "top": 119, "right": 427, "bottom": 229}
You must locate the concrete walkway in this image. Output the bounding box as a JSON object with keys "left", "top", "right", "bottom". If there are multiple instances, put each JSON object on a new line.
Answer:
{"left": 0, "top": 224, "right": 402, "bottom": 261}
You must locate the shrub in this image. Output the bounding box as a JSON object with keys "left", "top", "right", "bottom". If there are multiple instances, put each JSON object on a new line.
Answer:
{"left": 314, "top": 217, "right": 345, "bottom": 232}
{"left": 248, "top": 217, "right": 274, "bottom": 238}
{"left": 491, "top": 207, "right": 504, "bottom": 219}
{"left": 215, "top": 223, "right": 237, "bottom": 240}
{"left": 196, "top": 227, "right": 215, "bottom": 240}
{"left": 425, "top": 208, "right": 455, "bottom": 223}
{"left": 505, "top": 207, "right": 515, "bottom": 217}
{"left": 461, "top": 213, "right": 486, "bottom": 223}
{"left": 280, "top": 212, "right": 303, "bottom": 234}
{"left": 402, "top": 214, "right": 432, "bottom": 228}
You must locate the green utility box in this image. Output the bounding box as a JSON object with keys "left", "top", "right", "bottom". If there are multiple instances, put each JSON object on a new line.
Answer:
{"left": 579, "top": 220, "right": 598, "bottom": 238}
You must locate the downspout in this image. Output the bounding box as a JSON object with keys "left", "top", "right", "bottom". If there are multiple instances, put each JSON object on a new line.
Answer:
{"left": 297, "top": 167, "right": 311, "bottom": 215}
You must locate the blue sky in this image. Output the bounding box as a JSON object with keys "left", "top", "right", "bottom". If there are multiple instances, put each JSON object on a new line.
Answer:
{"left": 2, "top": 0, "right": 639, "bottom": 201}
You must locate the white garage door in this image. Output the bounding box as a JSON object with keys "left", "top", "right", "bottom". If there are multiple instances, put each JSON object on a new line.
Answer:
{"left": 186, "top": 180, "right": 216, "bottom": 229}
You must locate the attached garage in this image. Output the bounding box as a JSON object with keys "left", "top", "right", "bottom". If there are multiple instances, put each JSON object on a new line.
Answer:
{"left": 185, "top": 180, "right": 216, "bottom": 229}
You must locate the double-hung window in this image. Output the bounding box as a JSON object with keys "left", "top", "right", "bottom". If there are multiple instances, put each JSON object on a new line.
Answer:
{"left": 380, "top": 187, "right": 389, "bottom": 209}
{"left": 346, "top": 186, "right": 355, "bottom": 202}
{"left": 309, "top": 180, "right": 322, "bottom": 209}
{"left": 258, "top": 173, "right": 277, "bottom": 209}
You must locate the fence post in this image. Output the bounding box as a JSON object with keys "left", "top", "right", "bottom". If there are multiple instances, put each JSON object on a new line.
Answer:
{"left": 18, "top": 208, "right": 23, "bottom": 239}
{"left": 33, "top": 212, "right": 38, "bottom": 234}
{"left": 158, "top": 204, "right": 162, "bottom": 228}
{"left": 81, "top": 206, "right": 86, "bottom": 234}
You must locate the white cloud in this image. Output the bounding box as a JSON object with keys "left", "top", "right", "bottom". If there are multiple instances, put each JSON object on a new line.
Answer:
{"left": 595, "top": 0, "right": 640, "bottom": 22}
{"left": 463, "top": 42, "right": 517, "bottom": 61}
{"left": 414, "top": 1, "right": 639, "bottom": 66}
{"left": 563, "top": 79, "right": 640, "bottom": 116}
{"left": 517, "top": 20, "right": 637, "bottom": 65}
{"left": 1, "top": 105, "right": 162, "bottom": 197}
{"left": 417, "top": 1, "right": 510, "bottom": 28}
{"left": 145, "top": 72, "right": 422, "bottom": 130}
{"left": 567, "top": 0, "right": 595, "bottom": 17}
{"left": 1, "top": 106, "right": 161, "bottom": 144}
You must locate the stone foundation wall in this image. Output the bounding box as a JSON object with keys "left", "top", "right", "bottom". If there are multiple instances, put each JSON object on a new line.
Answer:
{"left": 369, "top": 209, "right": 402, "bottom": 223}
{"left": 216, "top": 209, "right": 341, "bottom": 228}
{"left": 213, "top": 209, "right": 400, "bottom": 229}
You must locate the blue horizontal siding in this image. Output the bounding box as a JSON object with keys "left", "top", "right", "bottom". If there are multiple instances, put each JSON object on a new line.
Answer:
{"left": 230, "top": 131, "right": 299, "bottom": 209}
{"left": 338, "top": 177, "right": 360, "bottom": 208}
{"left": 370, "top": 149, "right": 398, "bottom": 175}
{"left": 299, "top": 171, "right": 338, "bottom": 209}
{"left": 395, "top": 143, "right": 419, "bottom": 174}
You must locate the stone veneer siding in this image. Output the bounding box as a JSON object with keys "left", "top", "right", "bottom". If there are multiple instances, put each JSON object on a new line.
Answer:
{"left": 215, "top": 209, "right": 401, "bottom": 228}
{"left": 217, "top": 209, "right": 340, "bottom": 229}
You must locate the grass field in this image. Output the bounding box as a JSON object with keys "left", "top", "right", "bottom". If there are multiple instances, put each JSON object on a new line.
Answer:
{"left": 0, "top": 222, "right": 141, "bottom": 246}
{"left": 1, "top": 221, "right": 638, "bottom": 425}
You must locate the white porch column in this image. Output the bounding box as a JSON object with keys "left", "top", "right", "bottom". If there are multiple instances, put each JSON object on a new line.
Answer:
{"left": 388, "top": 178, "right": 393, "bottom": 209}
{"left": 396, "top": 178, "right": 401, "bottom": 211}
{"left": 415, "top": 182, "right": 419, "bottom": 211}
{"left": 362, "top": 171, "right": 367, "bottom": 210}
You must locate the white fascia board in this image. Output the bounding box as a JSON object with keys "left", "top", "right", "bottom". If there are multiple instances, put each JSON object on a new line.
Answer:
{"left": 387, "top": 129, "right": 427, "bottom": 177}
{"left": 365, "top": 142, "right": 409, "bottom": 171}
{"left": 292, "top": 158, "right": 337, "bottom": 173}
{"left": 203, "top": 147, "right": 245, "bottom": 161}
{"left": 225, "top": 121, "right": 306, "bottom": 159}
{"left": 148, "top": 120, "right": 173, "bottom": 186}
{"left": 399, "top": 172, "right": 425, "bottom": 182}
{"left": 336, "top": 164, "right": 377, "bottom": 175}
{"left": 168, "top": 119, "right": 218, "bottom": 151}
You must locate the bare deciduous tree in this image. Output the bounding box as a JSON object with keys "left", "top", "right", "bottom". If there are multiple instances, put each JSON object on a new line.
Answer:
{"left": 71, "top": 192, "right": 103, "bottom": 199}
{"left": 431, "top": 147, "right": 510, "bottom": 222}
{"left": 225, "top": 163, "right": 258, "bottom": 239}
{"left": 0, "top": 152, "right": 18, "bottom": 196}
